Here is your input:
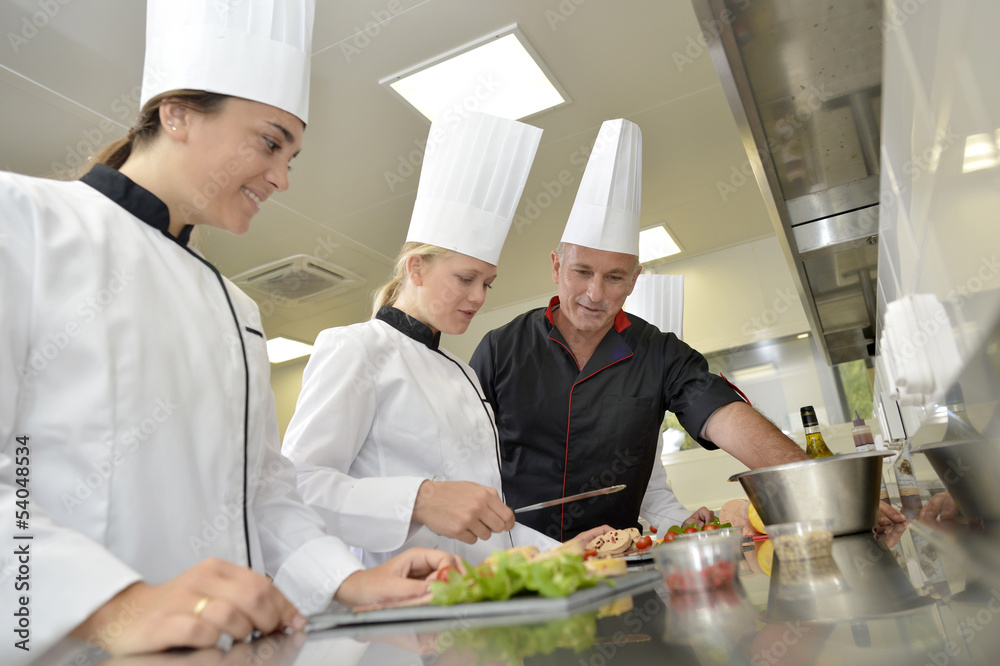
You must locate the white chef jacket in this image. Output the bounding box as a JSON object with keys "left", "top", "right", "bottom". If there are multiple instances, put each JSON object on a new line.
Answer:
{"left": 0, "top": 166, "right": 363, "bottom": 662}
{"left": 642, "top": 431, "right": 700, "bottom": 532}
{"left": 283, "top": 307, "right": 559, "bottom": 567}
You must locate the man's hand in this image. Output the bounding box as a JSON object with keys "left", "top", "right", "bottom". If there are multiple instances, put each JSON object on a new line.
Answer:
{"left": 682, "top": 507, "right": 715, "bottom": 529}
{"left": 874, "top": 521, "right": 908, "bottom": 549}
{"left": 919, "top": 492, "right": 960, "bottom": 523}
{"left": 334, "top": 548, "right": 460, "bottom": 607}
{"left": 704, "top": 402, "right": 810, "bottom": 469}
{"left": 877, "top": 500, "right": 908, "bottom": 527}
{"left": 71, "top": 558, "right": 304, "bottom": 656}
{"left": 412, "top": 480, "right": 515, "bottom": 544}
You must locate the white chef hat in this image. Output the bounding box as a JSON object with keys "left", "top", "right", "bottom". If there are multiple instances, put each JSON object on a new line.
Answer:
{"left": 140, "top": 0, "right": 315, "bottom": 123}
{"left": 405, "top": 112, "right": 543, "bottom": 266}
{"left": 560, "top": 118, "right": 642, "bottom": 256}
{"left": 624, "top": 274, "right": 684, "bottom": 339}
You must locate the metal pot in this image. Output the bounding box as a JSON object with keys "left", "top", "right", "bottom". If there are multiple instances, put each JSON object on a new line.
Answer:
{"left": 729, "top": 451, "right": 890, "bottom": 536}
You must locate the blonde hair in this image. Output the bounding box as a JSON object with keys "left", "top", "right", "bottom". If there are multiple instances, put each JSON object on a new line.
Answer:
{"left": 371, "top": 242, "right": 455, "bottom": 318}
{"left": 85, "top": 90, "right": 229, "bottom": 174}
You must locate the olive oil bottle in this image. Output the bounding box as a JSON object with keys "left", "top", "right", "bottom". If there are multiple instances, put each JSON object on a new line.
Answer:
{"left": 800, "top": 405, "right": 834, "bottom": 458}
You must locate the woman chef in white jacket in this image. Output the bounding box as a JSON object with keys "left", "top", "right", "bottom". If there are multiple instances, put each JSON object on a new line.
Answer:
{"left": 283, "top": 114, "right": 606, "bottom": 567}
{"left": 0, "top": 1, "right": 456, "bottom": 660}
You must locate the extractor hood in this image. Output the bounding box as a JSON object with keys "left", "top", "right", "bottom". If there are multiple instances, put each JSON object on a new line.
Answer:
{"left": 692, "top": 0, "right": 883, "bottom": 365}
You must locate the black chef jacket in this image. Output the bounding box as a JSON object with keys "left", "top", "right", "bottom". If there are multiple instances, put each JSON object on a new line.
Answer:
{"left": 470, "top": 296, "right": 743, "bottom": 541}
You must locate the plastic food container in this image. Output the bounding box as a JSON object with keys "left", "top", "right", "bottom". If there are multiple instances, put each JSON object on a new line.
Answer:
{"left": 651, "top": 527, "right": 742, "bottom": 594}
{"left": 767, "top": 520, "right": 834, "bottom": 562}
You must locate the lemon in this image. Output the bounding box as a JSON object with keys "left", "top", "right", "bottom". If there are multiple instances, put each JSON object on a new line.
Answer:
{"left": 748, "top": 502, "right": 767, "bottom": 534}
{"left": 757, "top": 540, "right": 773, "bottom": 576}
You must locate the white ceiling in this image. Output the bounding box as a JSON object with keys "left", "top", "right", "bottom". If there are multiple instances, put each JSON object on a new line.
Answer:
{"left": 0, "top": 0, "right": 777, "bottom": 344}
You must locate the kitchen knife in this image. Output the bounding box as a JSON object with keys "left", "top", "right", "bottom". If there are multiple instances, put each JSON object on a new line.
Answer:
{"left": 513, "top": 485, "right": 626, "bottom": 514}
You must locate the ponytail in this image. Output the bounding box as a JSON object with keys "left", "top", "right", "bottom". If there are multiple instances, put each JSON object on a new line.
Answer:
{"left": 371, "top": 243, "right": 454, "bottom": 319}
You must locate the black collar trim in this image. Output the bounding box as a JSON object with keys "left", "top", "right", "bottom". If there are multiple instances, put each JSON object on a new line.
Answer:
{"left": 80, "top": 163, "right": 192, "bottom": 247}
{"left": 376, "top": 306, "right": 440, "bottom": 350}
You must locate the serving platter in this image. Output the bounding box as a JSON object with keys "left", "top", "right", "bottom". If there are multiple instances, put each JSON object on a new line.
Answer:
{"left": 304, "top": 570, "right": 662, "bottom": 634}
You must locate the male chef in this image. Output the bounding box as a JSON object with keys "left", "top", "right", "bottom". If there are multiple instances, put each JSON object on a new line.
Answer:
{"left": 470, "top": 119, "right": 905, "bottom": 541}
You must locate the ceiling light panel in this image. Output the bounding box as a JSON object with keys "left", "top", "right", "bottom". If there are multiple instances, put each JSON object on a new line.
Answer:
{"left": 639, "top": 225, "right": 682, "bottom": 263}
{"left": 381, "top": 26, "right": 568, "bottom": 122}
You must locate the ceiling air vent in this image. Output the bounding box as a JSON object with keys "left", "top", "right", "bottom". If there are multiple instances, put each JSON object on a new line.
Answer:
{"left": 232, "top": 254, "right": 366, "bottom": 306}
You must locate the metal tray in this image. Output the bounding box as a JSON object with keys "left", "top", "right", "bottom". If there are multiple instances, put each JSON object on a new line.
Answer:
{"left": 305, "top": 570, "right": 661, "bottom": 634}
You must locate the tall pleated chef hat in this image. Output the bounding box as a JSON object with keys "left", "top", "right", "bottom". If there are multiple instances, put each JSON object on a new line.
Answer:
{"left": 140, "top": 0, "right": 315, "bottom": 123}
{"left": 624, "top": 274, "right": 685, "bottom": 339}
{"left": 560, "top": 118, "right": 642, "bottom": 256}
{"left": 405, "top": 112, "right": 543, "bottom": 266}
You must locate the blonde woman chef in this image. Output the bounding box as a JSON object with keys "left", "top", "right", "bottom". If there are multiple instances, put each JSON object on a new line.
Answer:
{"left": 283, "top": 113, "right": 574, "bottom": 566}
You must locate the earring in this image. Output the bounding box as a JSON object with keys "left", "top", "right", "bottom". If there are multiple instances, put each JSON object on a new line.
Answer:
{"left": 168, "top": 120, "right": 176, "bottom": 130}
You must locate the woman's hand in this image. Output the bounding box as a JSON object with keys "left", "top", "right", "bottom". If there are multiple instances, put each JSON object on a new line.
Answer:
{"left": 412, "top": 480, "right": 515, "bottom": 544}
{"left": 334, "top": 548, "right": 461, "bottom": 607}
{"left": 71, "top": 558, "right": 304, "bottom": 656}
{"left": 568, "top": 524, "right": 615, "bottom": 548}
{"left": 681, "top": 507, "right": 715, "bottom": 529}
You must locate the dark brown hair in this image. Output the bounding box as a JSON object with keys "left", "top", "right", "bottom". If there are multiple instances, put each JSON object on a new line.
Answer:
{"left": 87, "top": 90, "right": 229, "bottom": 172}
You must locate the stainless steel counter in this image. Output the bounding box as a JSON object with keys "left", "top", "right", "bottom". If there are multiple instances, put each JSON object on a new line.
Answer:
{"left": 67, "top": 521, "right": 1000, "bottom": 665}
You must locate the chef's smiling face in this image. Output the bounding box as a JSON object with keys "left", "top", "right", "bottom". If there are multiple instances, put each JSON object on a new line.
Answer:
{"left": 167, "top": 97, "right": 304, "bottom": 235}
{"left": 551, "top": 243, "right": 641, "bottom": 335}
{"left": 404, "top": 251, "right": 497, "bottom": 336}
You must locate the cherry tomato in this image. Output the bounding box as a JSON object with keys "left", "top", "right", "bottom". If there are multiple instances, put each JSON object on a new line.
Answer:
{"left": 635, "top": 535, "right": 653, "bottom": 550}
{"left": 683, "top": 526, "right": 700, "bottom": 534}
{"left": 649, "top": 525, "right": 658, "bottom": 533}
{"left": 583, "top": 548, "right": 598, "bottom": 560}
{"left": 435, "top": 565, "right": 459, "bottom": 582}
{"left": 702, "top": 524, "right": 719, "bottom": 531}
{"left": 663, "top": 532, "right": 678, "bottom": 542}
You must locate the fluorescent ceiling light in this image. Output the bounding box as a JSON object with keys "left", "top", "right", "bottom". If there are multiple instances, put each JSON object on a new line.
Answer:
{"left": 639, "top": 225, "right": 682, "bottom": 263}
{"left": 796, "top": 333, "right": 810, "bottom": 339}
{"left": 730, "top": 363, "right": 777, "bottom": 383}
{"left": 267, "top": 337, "right": 313, "bottom": 364}
{"left": 381, "top": 27, "right": 567, "bottom": 122}
{"left": 962, "top": 132, "right": 999, "bottom": 173}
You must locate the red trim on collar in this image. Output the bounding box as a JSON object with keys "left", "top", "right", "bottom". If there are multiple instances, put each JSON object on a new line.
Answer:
{"left": 544, "top": 296, "right": 560, "bottom": 325}
{"left": 614, "top": 309, "right": 631, "bottom": 333}
{"left": 545, "top": 296, "right": 632, "bottom": 333}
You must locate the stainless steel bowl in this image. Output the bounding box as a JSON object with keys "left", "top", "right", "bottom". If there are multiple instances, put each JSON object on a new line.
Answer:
{"left": 913, "top": 437, "right": 1000, "bottom": 522}
{"left": 729, "top": 451, "right": 890, "bottom": 536}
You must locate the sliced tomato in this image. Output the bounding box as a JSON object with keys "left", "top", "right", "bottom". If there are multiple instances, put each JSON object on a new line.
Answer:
{"left": 635, "top": 535, "right": 653, "bottom": 550}
{"left": 435, "top": 565, "right": 459, "bottom": 582}
{"left": 649, "top": 525, "right": 658, "bottom": 533}
{"left": 583, "top": 548, "right": 598, "bottom": 560}
{"left": 683, "top": 526, "right": 700, "bottom": 534}
{"left": 663, "top": 532, "right": 678, "bottom": 542}
{"left": 702, "top": 524, "right": 719, "bottom": 531}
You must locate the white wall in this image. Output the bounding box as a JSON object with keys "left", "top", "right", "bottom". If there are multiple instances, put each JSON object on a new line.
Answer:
{"left": 271, "top": 356, "right": 308, "bottom": 443}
